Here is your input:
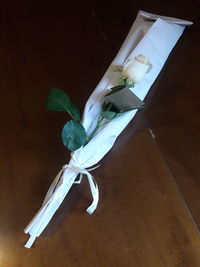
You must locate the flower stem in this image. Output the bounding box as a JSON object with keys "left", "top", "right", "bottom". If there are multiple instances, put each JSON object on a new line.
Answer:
{"left": 85, "top": 116, "right": 104, "bottom": 145}
{"left": 84, "top": 101, "right": 114, "bottom": 146}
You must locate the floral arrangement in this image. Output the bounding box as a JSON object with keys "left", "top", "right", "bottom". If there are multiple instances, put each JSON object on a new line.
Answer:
{"left": 24, "top": 9, "right": 189, "bottom": 248}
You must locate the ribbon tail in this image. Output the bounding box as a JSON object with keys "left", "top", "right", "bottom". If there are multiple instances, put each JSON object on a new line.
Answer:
{"left": 86, "top": 173, "right": 99, "bottom": 214}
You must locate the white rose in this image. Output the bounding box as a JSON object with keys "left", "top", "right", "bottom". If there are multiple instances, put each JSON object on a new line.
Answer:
{"left": 122, "top": 55, "right": 151, "bottom": 83}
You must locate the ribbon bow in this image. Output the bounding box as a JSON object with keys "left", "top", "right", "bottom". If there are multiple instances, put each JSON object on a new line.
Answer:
{"left": 62, "top": 163, "right": 99, "bottom": 214}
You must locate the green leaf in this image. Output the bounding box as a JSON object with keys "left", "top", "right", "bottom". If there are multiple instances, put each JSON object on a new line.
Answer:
{"left": 45, "top": 88, "right": 70, "bottom": 111}
{"left": 69, "top": 103, "right": 81, "bottom": 121}
{"left": 101, "top": 111, "right": 116, "bottom": 120}
{"left": 62, "top": 120, "right": 87, "bottom": 151}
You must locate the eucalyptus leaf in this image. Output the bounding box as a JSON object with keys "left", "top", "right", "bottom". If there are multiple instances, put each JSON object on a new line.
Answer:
{"left": 62, "top": 120, "right": 87, "bottom": 151}
{"left": 45, "top": 88, "right": 70, "bottom": 111}
{"left": 69, "top": 103, "right": 81, "bottom": 121}
{"left": 101, "top": 111, "right": 116, "bottom": 120}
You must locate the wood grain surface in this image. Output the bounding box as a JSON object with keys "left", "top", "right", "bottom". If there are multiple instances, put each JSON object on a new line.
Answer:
{"left": 0, "top": 0, "right": 199, "bottom": 266}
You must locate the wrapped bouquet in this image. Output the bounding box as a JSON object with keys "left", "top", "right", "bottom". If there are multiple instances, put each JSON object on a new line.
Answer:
{"left": 24, "top": 10, "right": 193, "bottom": 248}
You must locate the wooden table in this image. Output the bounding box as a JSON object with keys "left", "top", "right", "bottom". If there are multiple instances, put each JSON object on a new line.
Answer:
{"left": 0, "top": 0, "right": 200, "bottom": 266}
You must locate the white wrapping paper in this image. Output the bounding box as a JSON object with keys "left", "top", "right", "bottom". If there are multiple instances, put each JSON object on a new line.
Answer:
{"left": 24, "top": 10, "right": 192, "bottom": 248}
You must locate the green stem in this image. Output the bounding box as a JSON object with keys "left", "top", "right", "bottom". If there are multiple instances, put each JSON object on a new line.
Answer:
{"left": 67, "top": 110, "right": 78, "bottom": 121}
{"left": 84, "top": 102, "right": 114, "bottom": 146}
{"left": 84, "top": 116, "right": 104, "bottom": 145}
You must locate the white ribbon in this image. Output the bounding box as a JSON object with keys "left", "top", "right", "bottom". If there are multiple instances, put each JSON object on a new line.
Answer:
{"left": 63, "top": 163, "right": 100, "bottom": 214}
{"left": 24, "top": 163, "right": 99, "bottom": 248}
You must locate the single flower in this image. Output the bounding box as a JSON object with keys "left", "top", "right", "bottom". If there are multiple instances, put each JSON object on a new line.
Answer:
{"left": 122, "top": 54, "right": 152, "bottom": 84}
